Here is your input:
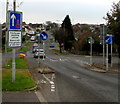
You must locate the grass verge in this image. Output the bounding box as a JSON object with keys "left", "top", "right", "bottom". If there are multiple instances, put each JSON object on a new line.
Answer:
{"left": 51, "top": 49, "right": 68, "bottom": 55}
{"left": 3, "top": 58, "right": 29, "bottom": 69}
{"left": 2, "top": 70, "right": 36, "bottom": 91}
{"left": 0, "top": 48, "right": 12, "bottom": 53}
{"left": 18, "top": 42, "right": 33, "bottom": 51}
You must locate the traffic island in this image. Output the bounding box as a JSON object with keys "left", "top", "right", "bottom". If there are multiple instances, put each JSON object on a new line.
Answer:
{"left": 2, "top": 69, "right": 37, "bottom": 92}
{"left": 37, "top": 68, "right": 55, "bottom": 74}
{"left": 2, "top": 57, "right": 37, "bottom": 92}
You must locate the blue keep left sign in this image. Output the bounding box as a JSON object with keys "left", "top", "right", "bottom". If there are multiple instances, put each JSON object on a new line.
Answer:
{"left": 40, "top": 32, "right": 48, "bottom": 40}
{"left": 9, "top": 11, "right": 22, "bottom": 30}
{"left": 105, "top": 35, "right": 113, "bottom": 44}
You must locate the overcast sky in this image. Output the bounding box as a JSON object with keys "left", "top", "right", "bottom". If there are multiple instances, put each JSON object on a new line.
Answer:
{"left": 1, "top": 0, "right": 120, "bottom": 24}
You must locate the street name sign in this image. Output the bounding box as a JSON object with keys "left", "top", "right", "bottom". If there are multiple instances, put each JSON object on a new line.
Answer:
{"left": 40, "top": 32, "right": 48, "bottom": 40}
{"left": 8, "top": 31, "right": 22, "bottom": 48}
{"left": 8, "top": 11, "right": 22, "bottom": 30}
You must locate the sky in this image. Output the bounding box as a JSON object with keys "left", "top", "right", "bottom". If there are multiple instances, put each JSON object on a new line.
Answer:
{"left": 1, "top": 0, "right": 120, "bottom": 24}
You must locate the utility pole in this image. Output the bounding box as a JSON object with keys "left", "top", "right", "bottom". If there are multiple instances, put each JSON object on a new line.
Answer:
{"left": 12, "top": 0, "right": 16, "bottom": 82}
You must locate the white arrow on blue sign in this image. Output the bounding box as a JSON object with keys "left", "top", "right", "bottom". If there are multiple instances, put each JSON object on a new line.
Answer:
{"left": 40, "top": 32, "right": 48, "bottom": 40}
{"left": 105, "top": 35, "right": 113, "bottom": 44}
{"left": 9, "top": 11, "right": 22, "bottom": 30}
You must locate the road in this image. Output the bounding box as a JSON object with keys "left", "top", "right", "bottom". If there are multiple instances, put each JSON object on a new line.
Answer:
{"left": 26, "top": 42, "right": 119, "bottom": 102}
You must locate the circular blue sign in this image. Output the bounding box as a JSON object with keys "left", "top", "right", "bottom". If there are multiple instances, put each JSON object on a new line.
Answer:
{"left": 40, "top": 32, "right": 48, "bottom": 40}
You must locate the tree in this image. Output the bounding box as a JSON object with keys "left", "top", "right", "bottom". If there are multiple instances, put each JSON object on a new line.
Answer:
{"left": 105, "top": 2, "right": 120, "bottom": 58}
{"left": 52, "top": 28, "right": 67, "bottom": 53}
{"left": 61, "top": 15, "right": 75, "bottom": 50}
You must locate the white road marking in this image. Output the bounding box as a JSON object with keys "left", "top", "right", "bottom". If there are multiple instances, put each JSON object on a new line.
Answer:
{"left": 42, "top": 74, "right": 56, "bottom": 92}
{"left": 50, "top": 59, "right": 58, "bottom": 61}
{"left": 35, "top": 91, "right": 48, "bottom": 103}
{"left": 51, "top": 74, "right": 55, "bottom": 80}
{"left": 72, "top": 75, "right": 79, "bottom": 79}
{"left": 51, "top": 89, "right": 55, "bottom": 92}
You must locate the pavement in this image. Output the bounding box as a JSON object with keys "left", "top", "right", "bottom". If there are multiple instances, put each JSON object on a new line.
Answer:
{"left": 90, "top": 60, "right": 120, "bottom": 74}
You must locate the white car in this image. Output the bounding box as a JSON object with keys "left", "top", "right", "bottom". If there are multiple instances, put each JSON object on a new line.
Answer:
{"left": 31, "top": 36, "right": 35, "bottom": 41}
{"left": 34, "top": 49, "right": 46, "bottom": 58}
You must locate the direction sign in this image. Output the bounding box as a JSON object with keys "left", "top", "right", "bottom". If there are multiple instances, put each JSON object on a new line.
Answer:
{"left": 8, "top": 11, "right": 22, "bottom": 30}
{"left": 105, "top": 35, "right": 113, "bottom": 44}
{"left": 8, "top": 31, "right": 22, "bottom": 48}
{"left": 40, "top": 32, "right": 48, "bottom": 40}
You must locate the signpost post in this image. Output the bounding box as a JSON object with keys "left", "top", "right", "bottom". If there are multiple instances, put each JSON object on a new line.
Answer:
{"left": 105, "top": 35, "right": 113, "bottom": 71}
{"left": 88, "top": 37, "right": 94, "bottom": 65}
{"left": 7, "top": 0, "right": 22, "bottom": 82}
{"left": 40, "top": 32, "right": 48, "bottom": 60}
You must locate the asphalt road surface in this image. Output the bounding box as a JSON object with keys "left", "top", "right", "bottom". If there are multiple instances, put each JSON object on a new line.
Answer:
{"left": 27, "top": 43, "right": 119, "bottom": 103}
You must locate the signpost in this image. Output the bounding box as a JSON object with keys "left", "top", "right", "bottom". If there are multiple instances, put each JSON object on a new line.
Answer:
{"left": 105, "top": 35, "right": 113, "bottom": 71}
{"left": 40, "top": 32, "right": 48, "bottom": 40}
{"left": 88, "top": 37, "right": 94, "bottom": 65}
{"left": 8, "top": 31, "right": 22, "bottom": 48}
{"left": 7, "top": 9, "right": 22, "bottom": 82}
{"left": 9, "top": 11, "right": 22, "bottom": 30}
{"left": 40, "top": 32, "right": 48, "bottom": 60}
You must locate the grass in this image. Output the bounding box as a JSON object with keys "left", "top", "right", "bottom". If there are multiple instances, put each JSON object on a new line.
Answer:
{"left": 18, "top": 42, "right": 33, "bottom": 51}
{"left": 3, "top": 58, "right": 29, "bottom": 69}
{"left": 51, "top": 49, "right": 68, "bottom": 55}
{"left": 2, "top": 70, "right": 36, "bottom": 91}
{"left": 0, "top": 48, "right": 12, "bottom": 53}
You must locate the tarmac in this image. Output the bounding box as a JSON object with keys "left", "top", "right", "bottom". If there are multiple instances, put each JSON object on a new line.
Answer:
{"left": 1, "top": 51, "right": 120, "bottom": 103}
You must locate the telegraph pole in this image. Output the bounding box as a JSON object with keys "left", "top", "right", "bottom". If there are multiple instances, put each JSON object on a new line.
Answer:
{"left": 12, "top": 0, "right": 16, "bottom": 82}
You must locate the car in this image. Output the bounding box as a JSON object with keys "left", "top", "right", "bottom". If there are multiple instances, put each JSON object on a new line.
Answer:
{"left": 31, "top": 36, "right": 35, "bottom": 41}
{"left": 32, "top": 46, "right": 38, "bottom": 53}
{"left": 34, "top": 49, "right": 46, "bottom": 58}
{"left": 50, "top": 43, "right": 55, "bottom": 47}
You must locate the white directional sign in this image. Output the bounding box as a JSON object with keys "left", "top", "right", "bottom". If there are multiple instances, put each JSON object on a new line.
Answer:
{"left": 8, "top": 11, "right": 22, "bottom": 30}
{"left": 8, "top": 31, "right": 22, "bottom": 48}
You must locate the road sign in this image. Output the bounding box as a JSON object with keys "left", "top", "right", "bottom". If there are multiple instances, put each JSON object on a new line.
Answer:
{"left": 8, "top": 11, "right": 22, "bottom": 30}
{"left": 40, "top": 32, "right": 48, "bottom": 40}
{"left": 105, "top": 35, "right": 113, "bottom": 44}
{"left": 88, "top": 37, "right": 94, "bottom": 44}
{"left": 8, "top": 31, "right": 22, "bottom": 48}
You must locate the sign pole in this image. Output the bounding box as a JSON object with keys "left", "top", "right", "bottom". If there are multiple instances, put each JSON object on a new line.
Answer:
{"left": 111, "top": 43, "right": 112, "bottom": 67}
{"left": 12, "top": 0, "right": 16, "bottom": 82}
{"left": 43, "top": 41, "right": 45, "bottom": 60}
{"left": 40, "top": 32, "right": 48, "bottom": 61}
{"left": 106, "top": 44, "right": 109, "bottom": 71}
{"left": 103, "top": 25, "right": 105, "bottom": 65}
{"left": 90, "top": 37, "right": 92, "bottom": 65}
{"left": 5, "top": 0, "right": 9, "bottom": 53}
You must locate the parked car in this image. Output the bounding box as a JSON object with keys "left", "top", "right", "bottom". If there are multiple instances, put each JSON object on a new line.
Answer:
{"left": 34, "top": 49, "right": 46, "bottom": 58}
{"left": 50, "top": 43, "right": 55, "bottom": 47}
